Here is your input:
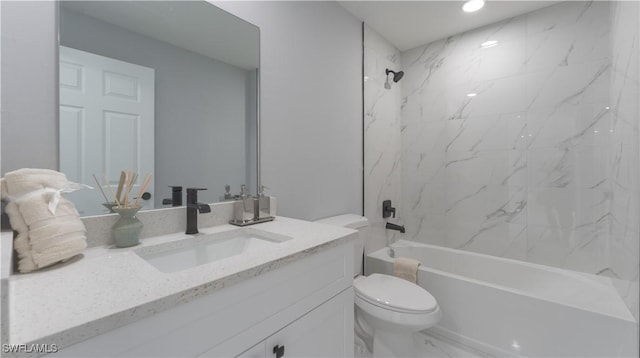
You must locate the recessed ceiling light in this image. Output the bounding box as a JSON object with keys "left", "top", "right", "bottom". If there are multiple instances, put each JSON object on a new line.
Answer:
{"left": 481, "top": 40, "right": 498, "bottom": 48}
{"left": 463, "top": 0, "right": 485, "bottom": 13}
{"left": 467, "top": 93, "right": 477, "bottom": 97}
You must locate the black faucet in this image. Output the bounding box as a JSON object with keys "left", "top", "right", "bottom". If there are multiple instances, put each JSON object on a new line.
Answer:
{"left": 162, "top": 186, "right": 183, "bottom": 206}
{"left": 386, "top": 222, "right": 405, "bottom": 233}
{"left": 186, "top": 188, "right": 211, "bottom": 234}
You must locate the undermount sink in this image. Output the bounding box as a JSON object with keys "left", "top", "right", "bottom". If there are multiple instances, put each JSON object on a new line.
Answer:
{"left": 135, "top": 227, "right": 292, "bottom": 273}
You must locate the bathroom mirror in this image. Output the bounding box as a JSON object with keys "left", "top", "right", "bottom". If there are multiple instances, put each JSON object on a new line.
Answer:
{"left": 58, "top": 1, "right": 259, "bottom": 216}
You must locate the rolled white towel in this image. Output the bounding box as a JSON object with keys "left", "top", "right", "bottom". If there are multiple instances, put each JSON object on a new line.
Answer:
{"left": 393, "top": 257, "right": 421, "bottom": 284}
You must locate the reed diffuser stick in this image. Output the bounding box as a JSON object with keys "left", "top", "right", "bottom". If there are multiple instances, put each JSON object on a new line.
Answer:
{"left": 92, "top": 174, "right": 110, "bottom": 203}
{"left": 103, "top": 174, "right": 120, "bottom": 207}
{"left": 124, "top": 171, "right": 137, "bottom": 208}
{"left": 124, "top": 172, "right": 130, "bottom": 208}
{"left": 115, "top": 171, "right": 126, "bottom": 205}
{"left": 133, "top": 174, "right": 153, "bottom": 208}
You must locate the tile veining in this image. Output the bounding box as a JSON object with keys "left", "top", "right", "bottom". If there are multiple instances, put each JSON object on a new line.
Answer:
{"left": 366, "top": 0, "right": 637, "bottom": 323}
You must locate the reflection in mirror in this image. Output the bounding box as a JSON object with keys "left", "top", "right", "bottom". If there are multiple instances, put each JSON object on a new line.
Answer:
{"left": 58, "top": 1, "right": 259, "bottom": 216}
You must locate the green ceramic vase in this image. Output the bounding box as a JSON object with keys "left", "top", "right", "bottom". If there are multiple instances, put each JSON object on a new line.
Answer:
{"left": 102, "top": 202, "right": 117, "bottom": 213}
{"left": 112, "top": 206, "right": 143, "bottom": 248}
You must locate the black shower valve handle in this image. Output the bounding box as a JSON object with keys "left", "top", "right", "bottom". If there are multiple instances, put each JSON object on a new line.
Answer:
{"left": 382, "top": 200, "right": 396, "bottom": 219}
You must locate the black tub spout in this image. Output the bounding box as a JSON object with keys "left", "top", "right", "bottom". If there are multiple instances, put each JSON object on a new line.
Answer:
{"left": 386, "top": 222, "right": 405, "bottom": 233}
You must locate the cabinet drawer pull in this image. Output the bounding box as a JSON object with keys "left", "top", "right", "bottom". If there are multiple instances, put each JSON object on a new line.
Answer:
{"left": 273, "top": 344, "right": 285, "bottom": 358}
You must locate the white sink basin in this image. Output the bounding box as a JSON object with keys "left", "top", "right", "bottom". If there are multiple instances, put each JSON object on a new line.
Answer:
{"left": 135, "top": 227, "right": 292, "bottom": 273}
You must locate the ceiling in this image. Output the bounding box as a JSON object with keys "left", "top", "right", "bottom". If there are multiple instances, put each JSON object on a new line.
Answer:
{"left": 338, "top": 1, "right": 561, "bottom": 52}
{"left": 61, "top": 1, "right": 259, "bottom": 69}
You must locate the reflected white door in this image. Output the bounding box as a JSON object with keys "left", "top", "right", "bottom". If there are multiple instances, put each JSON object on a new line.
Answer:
{"left": 59, "top": 46, "right": 155, "bottom": 215}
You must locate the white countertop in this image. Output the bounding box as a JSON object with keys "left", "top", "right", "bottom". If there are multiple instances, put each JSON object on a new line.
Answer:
{"left": 6, "top": 217, "right": 356, "bottom": 350}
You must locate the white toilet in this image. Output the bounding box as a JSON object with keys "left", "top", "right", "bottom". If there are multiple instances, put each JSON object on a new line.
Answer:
{"left": 316, "top": 214, "right": 442, "bottom": 357}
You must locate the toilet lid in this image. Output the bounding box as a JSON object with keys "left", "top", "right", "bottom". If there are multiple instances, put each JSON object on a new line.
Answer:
{"left": 355, "top": 273, "right": 438, "bottom": 314}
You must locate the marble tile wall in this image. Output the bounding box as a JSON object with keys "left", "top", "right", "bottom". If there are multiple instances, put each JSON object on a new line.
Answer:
{"left": 363, "top": 25, "right": 403, "bottom": 258}
{"left": 400, "top": 1, "right": 638, "bottom": 285}
{"left": 609, "top": 0, "right": 639, "bottom": 320}
{"left": 364, "top": 0, "right": 638, "bottom": 320}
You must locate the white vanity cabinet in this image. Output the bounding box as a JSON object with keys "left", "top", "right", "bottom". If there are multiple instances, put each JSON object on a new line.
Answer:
{"left": 221, "top": 288, "right": 353, "bottom": 358}
{"left": 264, "top": 288, "right": 353, "bottom": 358}
{"left": 53, "top": 241, "right": 354, "bottom": 358}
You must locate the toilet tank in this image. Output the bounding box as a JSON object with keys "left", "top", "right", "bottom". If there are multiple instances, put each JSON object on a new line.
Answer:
{"left": 315, "top": 214, "right": 368, "bottom": 277}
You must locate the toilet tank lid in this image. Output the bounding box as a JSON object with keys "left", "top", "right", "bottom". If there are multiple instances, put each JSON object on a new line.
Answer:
{"left": 315, "top": 214, "right": 368, "bottom": 229}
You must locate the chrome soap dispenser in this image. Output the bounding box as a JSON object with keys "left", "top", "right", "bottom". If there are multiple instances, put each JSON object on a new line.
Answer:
{"left": 258, "top": 185, "right": 271, "bottom": 219}
{"left": 233, "top": 184, "right": 253, "bottom": 223}
{"left": 230, "top": 184, "right": 256, "bottom": 225}
{"left": 229, "top": 184, "right": 275, "bottom": 226}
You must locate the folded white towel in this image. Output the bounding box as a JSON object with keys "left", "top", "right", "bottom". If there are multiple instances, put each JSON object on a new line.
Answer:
{"left": 17, "top": 195, "right": 78, "bottom": 226}
{"left": 1, "top": 168, "right": 87, "bottom": 273}
{"left": 2, "top": 168, "right": 68, "bottom": 197}
{"left": 5, "top": 201, "right": 38, "bottom": 272}
{"left": 393, "top": 257, "right": 421, "bottom": 284}
{"left": 29, "top": 218, "right": 86, "bottom": 241}
{"left": 31, "top": 232, "right": 87, "bottom": 268}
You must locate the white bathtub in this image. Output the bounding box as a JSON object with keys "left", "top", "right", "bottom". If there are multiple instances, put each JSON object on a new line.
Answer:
{"left": 366, "top": 240, "right": 639, "bottom": 357}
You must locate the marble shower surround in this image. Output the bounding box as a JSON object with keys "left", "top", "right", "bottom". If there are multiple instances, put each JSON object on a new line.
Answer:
{"left": 363, "top": 24, "right": 403, "bottom": 257}
{"left": 364, "top": 1, "right": 638, "bottom": 319}
{"left": 609, "top": 0, "right": 639, "bottom": 320}
{"left": 401, "top": 1, "right": 619, "bottom": 270}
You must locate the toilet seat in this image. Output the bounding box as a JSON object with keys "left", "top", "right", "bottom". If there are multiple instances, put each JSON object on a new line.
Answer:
{"left": 355, "top": 273, "right": 438, "bottom": 314}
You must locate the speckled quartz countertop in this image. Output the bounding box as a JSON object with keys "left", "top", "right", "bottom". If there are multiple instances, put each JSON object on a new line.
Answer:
{"left": 6, "top": 217, "right": 356, "bottom": 351}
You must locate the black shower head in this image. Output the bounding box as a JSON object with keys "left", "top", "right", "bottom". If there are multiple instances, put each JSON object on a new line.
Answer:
{"left": 386, "top": 68, "right": 404, "bottom": 82}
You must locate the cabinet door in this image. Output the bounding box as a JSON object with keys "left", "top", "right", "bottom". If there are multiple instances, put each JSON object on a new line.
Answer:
{"left": 236, "top": 341, "right": 266, "bottom": 358}
{"left": 266, "top": 288, "right": 354, "bottom": 358}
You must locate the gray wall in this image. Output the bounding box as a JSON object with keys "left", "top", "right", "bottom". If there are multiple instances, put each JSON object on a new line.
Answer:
{"left": 59, "top": 7, "right": 250, "bottom": 206}
{"left": 1, "top": 1, "right": 363, "bottom": 221}
{"left": 246, "top": 69, "right": 258, "bottom": 195}
{"left": 1, "top": 1, "right": 58, "bottom": 173}
{"left": 214, "top": 1, "right": 363, "bottom": 220}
